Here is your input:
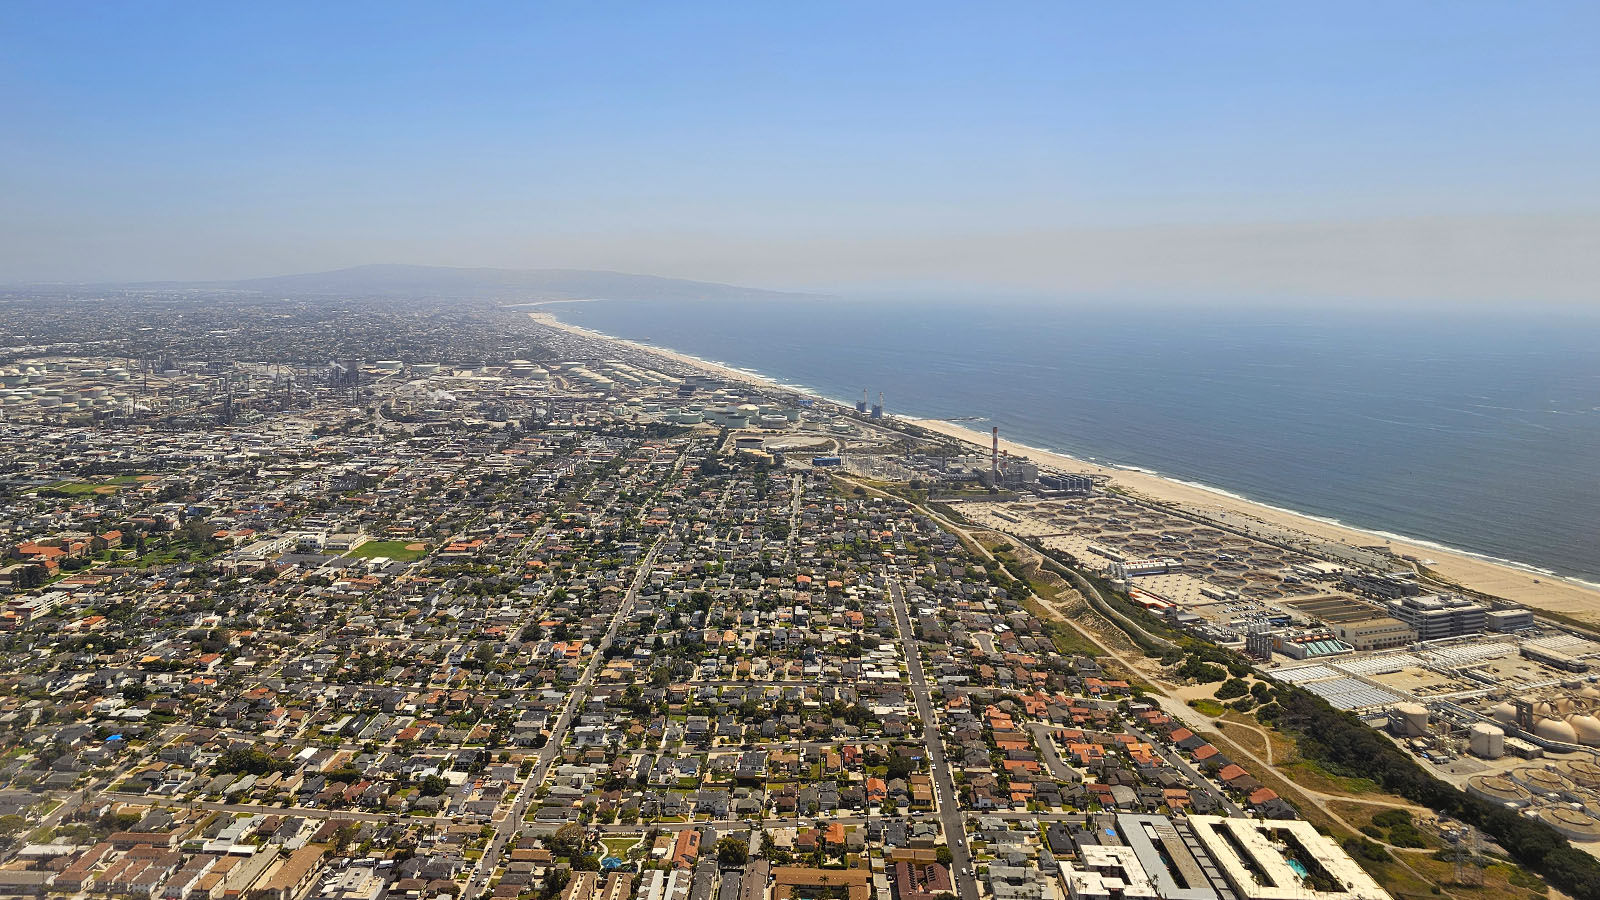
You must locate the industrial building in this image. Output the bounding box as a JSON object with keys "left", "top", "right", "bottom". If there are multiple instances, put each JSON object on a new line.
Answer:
{"left": 1110, "top": 558, "right": 1185, "bottom": 579}
{"left": 1385, "top": 594, "right": 1487, "bottom": 641}
{"left": 1331, "top": 618, "right": 1416, "bottom": 651}
{"left": 1283, "top": 595, "right": 1417, "bottom": 651}
{"left": 1342, "top": 573, "right": 1422, "bottom": 599}
{"left": 1039, "top": 473, "right": 1094, "bottom": 496}
{"left": 1273, "top": 629, "right": 1352, "bottom": 660}
{"left": 1487, "top": 607, "right": 1536, "bottom": 632}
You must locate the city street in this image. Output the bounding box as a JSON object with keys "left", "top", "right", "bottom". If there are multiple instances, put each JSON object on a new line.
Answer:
{"left": 890, "top": 580, "right": 978, "bottom": 900}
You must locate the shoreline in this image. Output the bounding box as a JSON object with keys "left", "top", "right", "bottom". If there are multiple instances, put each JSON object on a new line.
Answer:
{"left": 526, "top": 306, "right": 1600, "bottom": 622}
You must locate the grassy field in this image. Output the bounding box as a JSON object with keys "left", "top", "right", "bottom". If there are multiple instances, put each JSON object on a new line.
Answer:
{"left": 347, "top": 540, "right": 429, "bottom": 561}
{"left": 36, "top": 481, "right": 112, "bottom": 495}
{"left": 33, "top": 474, "right": 147, "bottom": 495}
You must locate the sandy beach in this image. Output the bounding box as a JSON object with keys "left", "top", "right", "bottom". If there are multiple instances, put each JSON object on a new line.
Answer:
{"left": 528, "top": 308, "right": 1600, "bottom": 623}
{"left": 905, "top": 417, "right": 1600, "bottom": 621}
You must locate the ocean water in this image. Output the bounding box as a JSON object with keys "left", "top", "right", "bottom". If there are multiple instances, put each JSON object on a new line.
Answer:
{"left": 550, "top": 296, "right": 1600, "bottom": 585}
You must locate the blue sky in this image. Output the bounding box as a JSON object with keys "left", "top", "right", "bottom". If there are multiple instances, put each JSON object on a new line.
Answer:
{"left": 2, "top": 2, "right": 1598, "bottom": 301}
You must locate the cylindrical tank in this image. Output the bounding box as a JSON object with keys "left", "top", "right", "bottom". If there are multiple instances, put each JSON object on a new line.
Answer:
{"left": 1468, "top": 774, "right": 1531, "bottom": 807}
{"left": 1568, "top": 760, "right": 1600, "bottom": 787}
{"left": 1469, "top": 723, "right": 1506, "bottom": 759}
{"left": 1394, "top": 703, "right": 1430, "bottom": 737}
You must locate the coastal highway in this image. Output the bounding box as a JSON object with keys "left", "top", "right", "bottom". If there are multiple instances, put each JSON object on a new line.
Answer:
{"left": 465, "top": 536, "right": 664, "bottom": 897}
{"left": 890, "top": 580, "right": 978, "bottom": 900}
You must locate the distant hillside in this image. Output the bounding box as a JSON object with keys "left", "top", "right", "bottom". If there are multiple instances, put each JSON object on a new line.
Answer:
{"left": 190, "top": 264, "right": 803, "bottom": 302}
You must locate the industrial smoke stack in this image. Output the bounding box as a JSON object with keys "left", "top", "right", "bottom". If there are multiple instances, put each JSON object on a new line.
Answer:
{"left": 992, "top": 427, "right": 999, "bottom": 483}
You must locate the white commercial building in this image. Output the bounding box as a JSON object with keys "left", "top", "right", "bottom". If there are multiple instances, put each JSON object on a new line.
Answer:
{"left": 1059, "top": 845, "right": 1158, "bottom": 900}
{"left": 1186, "top": 816, "right": 1391, "bottom": 900}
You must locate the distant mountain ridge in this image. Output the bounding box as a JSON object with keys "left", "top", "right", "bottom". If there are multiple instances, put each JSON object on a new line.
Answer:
{"left": 169, "top": 264, "right": 803, "bottom": 302}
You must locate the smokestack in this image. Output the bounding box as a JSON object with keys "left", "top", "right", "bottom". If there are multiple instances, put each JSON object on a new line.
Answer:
{"left": 992, "top": 427, "right": 999, "bottom": 484}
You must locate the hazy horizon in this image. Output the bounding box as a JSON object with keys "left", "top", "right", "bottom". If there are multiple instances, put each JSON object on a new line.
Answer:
{"left": 3, "top": 3, "right": 1599, "bottom": 305}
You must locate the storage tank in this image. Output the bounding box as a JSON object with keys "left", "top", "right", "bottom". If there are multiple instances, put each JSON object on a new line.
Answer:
{"left": 1569, "top": 715, "right": 1600, "bottom": 747}
{"left": 1536, "top": 718, "right": 1579, "bottom": 743}
{"left": 1469, "top": 723, "right": 1506, "bottom": 759}
{"left": 1393, "top": 703, "right": 1430, "bottom": 737}
{"left": 1491, "top": 702, "right": 1518, "bottom": 725}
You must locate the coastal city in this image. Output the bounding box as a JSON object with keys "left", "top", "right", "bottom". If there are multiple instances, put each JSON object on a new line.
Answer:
{"left": 1, "top": 290, "right": 1598, "bottom": 900}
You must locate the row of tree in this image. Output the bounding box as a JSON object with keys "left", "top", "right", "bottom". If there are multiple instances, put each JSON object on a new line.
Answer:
{"left": 1263, "top": 681, "right": 1600, "bottom": 900}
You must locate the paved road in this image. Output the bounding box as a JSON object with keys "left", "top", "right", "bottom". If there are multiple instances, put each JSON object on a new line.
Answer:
{"left": 465, "top": 536, "right": 664, "bottom": 897}
{"left": 890, "top": 580, "right": 977, "bottom": 900}
{"left": 583, "top": 810, "right": 1090, "bottom": 834}
{"left": 1022, "top": 723, "right": 1081, "bottom": 785}
{"left": 101, "top": 792, "right": 452, "bottom": 825}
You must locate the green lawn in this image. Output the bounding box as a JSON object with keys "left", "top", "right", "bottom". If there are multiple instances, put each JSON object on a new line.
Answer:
{"left": 602, "top": 836, "right": 642, "bottom": 858}
{"left": 32, "top": 474, "right": 146, "bottom": 495}
{"left": 35, "top": 481, "right": 109, "bottom": 495}
{"left": 347, "top": 540, "right": 430, "bottom": 561}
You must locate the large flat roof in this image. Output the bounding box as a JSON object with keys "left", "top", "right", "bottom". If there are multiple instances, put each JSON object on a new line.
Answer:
{"left": 1115, "top": 814, "right": 1219, "bottom": 900}
{"left": 1186, "top": 817, "right": 1389, "bottom": 900}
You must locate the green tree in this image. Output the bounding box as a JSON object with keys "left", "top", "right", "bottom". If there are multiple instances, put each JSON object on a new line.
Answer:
{"left": 1215, "top": 678, "right": 1249, "bottom": 700}
{"left": 550, "top": 822, "right": 586, "bottom": 856}
{"left": 717, "top": 837, "right": 749, "bottom": 867}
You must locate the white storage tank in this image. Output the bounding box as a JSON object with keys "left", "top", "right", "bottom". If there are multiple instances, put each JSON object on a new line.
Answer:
{"left": 1393, "top": 702, "right": 1430, "bottom": 737}
{"left": 1469, "top": 723, "right": 1506, "bottom": 759}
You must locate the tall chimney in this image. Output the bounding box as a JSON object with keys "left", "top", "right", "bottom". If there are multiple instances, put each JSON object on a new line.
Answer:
{"left": 992, "top": 427, "right": 1000, "bottom": 484}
